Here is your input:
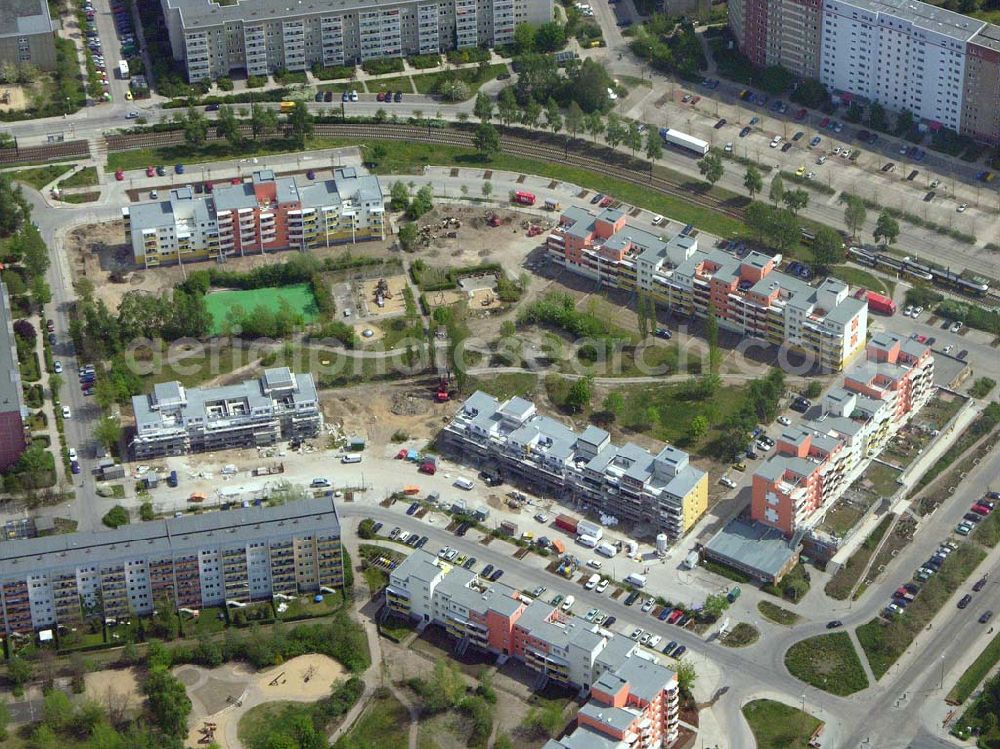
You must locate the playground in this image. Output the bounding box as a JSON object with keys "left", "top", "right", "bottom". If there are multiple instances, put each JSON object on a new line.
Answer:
{"left": 176, "top": 653, "right": 347, "bottom": 748}
{"left": 204, "top": 284, "right": 319, "bottom": 334}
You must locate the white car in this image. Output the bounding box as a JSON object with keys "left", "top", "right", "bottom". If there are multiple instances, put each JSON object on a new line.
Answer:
{"left": 950, "top": 321, "right": 964, "bottom": 333}
{"left": 957, "top": 203, "right": 968, "bottom": 213}
{"left": 586, "top": 559, "right": 602, "bottom": 570}
{"left": 53, "top": 361, "right": 63, "bottom": 374}
{"left": 833, "top": 146, "right": 842, "bottom": 155}
{"left": 150, "top": 190, "right": 158, "bottom": 199}
{"left": 629, "top": 627, "right": 643, "bottom": 640}
{"left": 651, "top": 214, "right": 664, "bottom": 226}
{"left": 904, "top": 305, "right": 914, "bottom": 317}
{"left": 641, "top": 598, "right": 655, "bottom": 612}
{"left": 943, "top": 345, "right": 953, "bottom": 354}
{"left": 61, "top": 406, "right": 71, "bottom": 419}
{"left": 816, "top": 155, "right": 827, "bottom": 165}
{"left": 349, "top": 90, "right": 359, "bottom": 102}
{"left": 68, "top": 448, "right": 77, "bottom": 461}
{"left": 913, "top": 306, "right": 923, "bottom": 317}
{"left": 777, "top": 415, "right": 791, "bottom": 426}
{"left": 724, "top": 142, "right": 733, "bottom": 153}
{"left": 596, "top": 578, "right": 610, "bottom": 593}
{"left": 719, "top": 476, "right": 737, "bottom": 489}
{"left": 804, "top": 171, "right": 815, "bottom": 180}
{"left": 769, "top": 136, "right": 782, "bottom": 148}
{"left": 648, "top": 635, "right": 662, "bottom": 649}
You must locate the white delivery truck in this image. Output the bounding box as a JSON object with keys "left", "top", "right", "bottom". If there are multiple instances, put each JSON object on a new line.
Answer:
{"left": 577, "top": 534, "right": 598, "bottom": 548}
{"left": 625, "top": 573, "right": 647, "bottom": 588}
{"left": 118, "top": 60, "right": 130, "bottom": 79}
{"left": 596, "top": 542, "right": 618, "bottom": 558}
{"left": 682, "top": 550, "right": 700, "bottom": 570}
{"left": 577, "top": 519, "right": 603, "bottom": 540}
{"left": 454, "top": 477, "right": 475, "bottom": 490}
{"left": 585, "top": 573, "right": 600, "bottom": 590}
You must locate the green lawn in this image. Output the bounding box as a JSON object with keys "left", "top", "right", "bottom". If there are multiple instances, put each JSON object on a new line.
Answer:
{"left": 830, "top": 265, "right": 895, "bottom": 297}
{"left": 204, "top": 283, "right": 319, "bottom": 334}
{"left": 9, "top": 163, "right": 75, "bottom": 190}
{"left": 825, "top": 515, "right": 893, "bottom": 600}
{"left": 784, "top": 632, "right": 869, "bottom": 695}
{"left": 334, "top": 690, "right": 410, "bottom": 749}
{"left": 947, "top": 629, "right": 1000, "bottom": 704}
{"left": 105, "top": 135, "right": 357, "bottom": 171}
{"left": 239, "top": 701, "right": 300, "bottom": 748}
{"left": 136, "top": 341, "right": 249, "bottom": 389}
{"left": 59, "top": 191, "right": 100, "bottom": 204}
{"left": 466, "top": 372, "right": 539, "bottom": 401}
{"left": 58, "top": 166, "right": 99, "bottom": 188}
{"left": 367, "top": 75, "right": 414, "bottom": 93}
{"left": 742, "top": 699, "right": 822, "bottom": 749}
{"left": 721, "top": 622, "right": 759, "bottom": 647}
{"left": 410, "top": 63, "right": 509, "bottom": 97}
{"left": 758, "top": 600, "right": 801, "bottom": 626}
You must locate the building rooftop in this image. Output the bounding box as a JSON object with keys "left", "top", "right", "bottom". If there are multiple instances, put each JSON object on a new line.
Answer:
{"left": 0, "top": 284, "right": 25, "bottom": 419}
{"left": 0, "top": 497, "right": 340, "bottom": 577}
{"left": 833, "top": 0, "right": 985, "bottom": 42}
{"left": 704, "top": 518, "right": 799, "bottom": 579}
{"left": 970, "top": 22, "right": 1000, "bottom": 52}
{"left": 0, "top": 0, "right": 53, "bottom": 37}
{"left": 543, "top": 727, "right": 626, "bottom": 749}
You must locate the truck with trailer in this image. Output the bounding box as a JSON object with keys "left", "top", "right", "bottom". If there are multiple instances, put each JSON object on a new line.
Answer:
{"left": 854, "top": 288, "right": 896, "bottom": 315}
{"left": 658, "top": 127, "right": 709, "bottom": 156}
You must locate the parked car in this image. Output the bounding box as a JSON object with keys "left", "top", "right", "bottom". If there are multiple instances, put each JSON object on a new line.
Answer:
{"left": 980, "top": 610, "right": 994, "bottom": 624}
{"left": 673, "top": 645, "right": 686, "bottom": 658}
{"left": 974, "top": 576, "right": 988, "bottom": 592}
{"left": 827, "top": 620, "right": 843, "bottom": 629}
{"left": 959, "top": 594, "right": 973, "bottom": 609}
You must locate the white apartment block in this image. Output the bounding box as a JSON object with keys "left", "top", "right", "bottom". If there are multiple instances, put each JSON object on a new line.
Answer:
{"left": 160, "top": 0, "right": 552, "bottom": 82}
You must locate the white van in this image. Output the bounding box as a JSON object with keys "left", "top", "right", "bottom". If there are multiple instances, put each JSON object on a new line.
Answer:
{"left": 625, "top": 572, "right": 647, "bottom": 588}
{"left": 454, "top": 477, "right": 475, "bottom": 490}
{"left": 585, "top": 573, "right": 600, "bottom": 590}
{"left": 341, "top": 454, "right": 362, "bottom": 464}
{"left": 577, "top": 534, "right": 598, "bottom": 548}
{"left": 560, "top": 595, "right": 575, "bottom": 611}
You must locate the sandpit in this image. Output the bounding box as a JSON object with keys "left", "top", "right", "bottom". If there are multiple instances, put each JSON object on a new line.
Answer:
{"left": 180, "top": 654, "right": 348, "bottom": 749}
{"left": 83, "top": 667, "right": 141, "bottom": 706}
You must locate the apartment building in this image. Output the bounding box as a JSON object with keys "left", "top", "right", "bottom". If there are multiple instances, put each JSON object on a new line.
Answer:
{"left": 130, "top": 367, "right": 322, "bottom": 459}
{"left": 961, "top": 24, "right": 1000, "bottom": 147}
{"left": 0, "top": 283, "right": 26, "bottom": 471}
{"left": 387, "top": 550, "right": 680, "bottom": 747}
{"left": 728, "top": 0, "right": 1000, "bottom": 142}
{"left": 122, "top": 168, "right": 385, "bottom": 268}
{"left": 441, "top": 392, "right": 708, "bottom": 539}
{"left": 0, "top": 0, "right": 56, "bottom": 71}
{"left": 0, "top": 497, "right": 343, "bottom": 635}
{"left": 547, "top": 207, "right": 868, "bottom": 372}
{"left": 160, "top": 0, "right": 552, "bottom": 82}
{"left": 751, "top": 331, "right": 933, "bottom": 536}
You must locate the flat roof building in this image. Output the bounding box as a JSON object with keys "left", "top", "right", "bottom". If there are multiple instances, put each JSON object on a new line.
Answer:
{"left": 441, "top": 392, "right": 708, "bottom": 539}
{"left": 160, "top": 0, "right": 552, "bottom": 82}
{"left": 0, "top": 0, "right": 56, "bottom": 71}
{"left": 122, "top": 168, "right": 385, "bottom": 268}
{"left": 0, "top": 497, "right": 343, "bottom": 634}
{"left": 130, "top": 367, "right": 322, "bottom": 459}
{"left": 0, "top": 283, "right": 26, "bottom": 471}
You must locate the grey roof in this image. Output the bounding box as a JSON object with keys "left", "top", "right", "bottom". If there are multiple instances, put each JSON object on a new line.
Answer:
{"left": 578, "top": 425, "right": 610, "bottom": 448}
{"left": 0, "top": 284, "right": 25, "bottom": 419}
{"left": 0, "top": 0, "right": 53, "bottom": 37}
{"left": 579, "top": 702, "right": 637, "bottom": 732}
{"left": 164, "top": 0, "right": 434, "bottom": 29}
{"left": 970, "top": 22, "right": 1000, "bottom": 52}
{"left": 835, "top": 0, "right": 984, "bottom": 41}
{"left": 703, "top": 518, "right": 799, "bottom": 579}
{"left": 822, "top": 296, "right": 865, "bottom": 325}
{"left": 610, "top": 655, "right": 675, "bottom": 703}
{"left": 559, "top": 206, "right": 598, "bottom": 240}
{"left": 390, "top": 549, "right": 445, "bottom": 586}
{"left": 212, "top": 182, "right": 259, "bottom": 212}
{"left": 595, "top": 631, "right": 637, "bottom": 668}
{"left": 500, "top": 396, "right": 535, "bottom": 422}
{"left": 543, "top": 727, "right": 626, "bottom": 749}
{"left": 0, "top": 497, "right": 340, "bottom": 578}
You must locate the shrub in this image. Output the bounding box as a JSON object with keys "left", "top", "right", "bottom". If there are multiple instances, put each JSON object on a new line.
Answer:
{"left": 246, "top": 75, "right": 267, "bottom": 88}
{"left": 102, "top": 505, "right": 129, "bottom": 528}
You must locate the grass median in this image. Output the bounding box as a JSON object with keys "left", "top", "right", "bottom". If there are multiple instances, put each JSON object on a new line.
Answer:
{"left": 758, "top": 600, "right": 801, "bottom": 626}
{"left": 742, "top": 699, "right": 822, "bottom": 749}
{"left": 824, "top": 514, "right": 893, "bottom": 600}
{"left": 856, "top": 543, "right": 988, "bottom": 679}
{"left": 784, "top": 632, "right": 869, "bottom": 696}
{"left": 947, "top": 630, "right": 1000, "bottom": 705}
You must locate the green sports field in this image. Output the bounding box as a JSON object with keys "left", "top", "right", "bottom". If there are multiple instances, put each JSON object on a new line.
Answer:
{"left": 204, "top": 284, "right": 319, "bottom": 334}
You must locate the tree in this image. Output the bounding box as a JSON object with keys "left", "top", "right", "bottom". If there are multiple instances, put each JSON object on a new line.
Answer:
{"left": 182, "top": 106, "right": 208, "bottom": 146}
{"left": 102, "top": 505, "right": 129, "bottom": 528}
{"left": 743, "top": 165, "right": 763, "bottom": 200}
{"left": 585, "top": 111, "right": 605, "bottom": 142}
{"left": 605, "top": 113, "right": 624, "bottom": 148}
{"left": 535, "top": 22, "right": 567, "bottom": 52}
{"left": 407, "top": 185, "right": 434, "bottom": 220}
{"left": 521, "top": 100, "right": 542, "bottom": 129}
{"left": 843, "top": 195, "right": 867, "bottom": 238}
{"left": 215, "top": 104, "right": 241, "bottom": 146}
{"left": 675, "top": 658, "right": 697, "bottom": 697}
{"left": 812, "top": 226, "right": 846, "bottom": 271}
{"left": 688, "top": 415, "right": 709, "bottom": 440}
{"left": 473, "top": 122, "right": 501, "bottom": 161}
{"left": 771, "top": 208, "right": 800, "bottom": 252}
{"left": 250, "top": 103, "right": 277, "bottom": 140}
{"left": 565, "top": 376, "right": 593, "bottom": 413}
{"left": 0, "top": 176, "right": 30, "bottom": 238}
{"left": 473, "top": 91, "right": 493, "bottom": 123}
{"left": 698, "top": 151, "right": 724, "bottom": 186}
{"left": 894, "top": 108, "right": 914, "bottom": 136}
{"left": 425, "top": 659, "right": 465, "bottom": 712}
{"left": 703, "top": 593, "right": 729, "bottom": 618}
{"left": 782, "top": 188, "right": 809, "bottom": 215}
{"left": 625, "top": 122, "right": 643, "bottom": 157}
{"left": 13, "top": 319, "right": 35, "bottom": 341}
{"left": 544, "top": 98, "right": 563, "bottom": 136}
{"left": 482, "top": 181, "right": 493, "bottom": 199}
{"left": 497, "top": 87, "right": 518, "bottom": 127}
{"left": 140, "top": 501, "right": 155, "bottom": 521}
{"left": 49, "top": 372, "right": 62, "bottom": 401}
{"left": 42, "top": 689, "right": 74, "bottom": 732}
{"left": 565, "top": 101, "right": 584, "bottom": 140}
{"left": 19, "top": 222, "right": 49, "bottom": 280}
{"left": 8, "top": 656, "right": 33, "bottom": 692}
{"left": 867, "top": 101, "right": 889, "bottom": 132}
{"left": 31, "top": 275, "right": 51, "bottom": 306}
{"left": 398, "top": 222, "right": 419, "bottom": 251}
{"left": 644, "top": 128, "right": 663, "bottom": 175}
{"left": 873, "top": 209, "right": 900, "bottom": 247}
{"left": 94, "top": 416, "right": 122, "bottom": 452}
{"left": 143, "top": 667, "right": 191, "bottom": 738}
{"left": 0, "top": 701, "right": 8, "bottom": 740}
{"left": 288, "top": 101, "right": 314, "bottom": 148}
{"left": 389, "top": 181, "right": 410, "bottom": 212}
{"left": 513, "top": 22, "right": 536, "bottom": 53}
{"left": 769, "top": 173, "right": 785, "bottom": 206}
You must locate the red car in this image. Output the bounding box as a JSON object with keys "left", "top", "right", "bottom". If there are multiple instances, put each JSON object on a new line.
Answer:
{"left": 972, "top": 504, "right": 992, "bottom": 515}
{"left": 376, "top": 91, "right": 385, "bottom": 102}
{"left": 599, "top": 196, "right": 613, "bottom": 207}
{"left": 230, "top": 177, "right": 241, "bottom": 184}
{"left": 204, "top": 181, "right": 214, "bottom": 193}
{"left": 145, "top": 165, "right": 155, "bottom": 177}
{"left": 794, "top": 108, "right": 807, "bottom": 121}
{"left": 690, "top": 96, "right": 701, "bottom": 105}
{"left": 115, "top": 168, "right": 124, "bottom": 181}
{"left": 819, "top": 117, "right": 830, "bottom": 128}
{"left": 667, "top": 609, "right": 684, "bottom": 624}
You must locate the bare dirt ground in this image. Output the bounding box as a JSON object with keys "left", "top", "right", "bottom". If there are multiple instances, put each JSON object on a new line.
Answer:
{"left": 177, "top": 654, "right": 346, "bottom": 749}
{"left": 321, "top": 380, "right": 451, "bottom": 446}
{"left": 83, "top": 666, "right": 141, "bottom": 717}
{"left": 0, "top": 85, "right": 28, "bottom": 112}
{"left": 358, "top": 275, "right": 408, "bottom": 317}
